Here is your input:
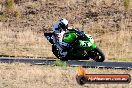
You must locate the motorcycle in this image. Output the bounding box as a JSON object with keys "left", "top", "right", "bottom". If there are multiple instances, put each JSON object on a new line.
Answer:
{"left": 44, "top": 29, "right": 105, "bottom": 62}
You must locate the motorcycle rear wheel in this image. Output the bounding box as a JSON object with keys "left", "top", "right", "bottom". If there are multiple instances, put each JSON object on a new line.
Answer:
{"left": 52, "top": 45, "right": 61, "bottom": 59}
{"left": 52, "top": 45, "right": 68, "bottom": 61}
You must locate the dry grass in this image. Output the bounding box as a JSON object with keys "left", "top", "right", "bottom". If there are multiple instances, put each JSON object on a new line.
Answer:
{"left": 0, "top": 28, "right": 54, "bottom": 58}
{"left": 0, "top": 63, "right": 131, "bottom": 88}
{"left": 94, "top": 30, "right": 132, "bottom": 60}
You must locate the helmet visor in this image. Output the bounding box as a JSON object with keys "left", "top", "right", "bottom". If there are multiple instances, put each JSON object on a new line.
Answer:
{"left": 60, "top": 23, "right": 68, "bottom": 30}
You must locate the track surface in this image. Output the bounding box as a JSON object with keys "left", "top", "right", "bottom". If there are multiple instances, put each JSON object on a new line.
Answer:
{"left": 0, "top": 57, "right": 132, "bottom": 69}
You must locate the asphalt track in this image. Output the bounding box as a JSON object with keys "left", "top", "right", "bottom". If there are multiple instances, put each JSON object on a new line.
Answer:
{"left": 0, "top": 57, "right": 132, "bottom": 69}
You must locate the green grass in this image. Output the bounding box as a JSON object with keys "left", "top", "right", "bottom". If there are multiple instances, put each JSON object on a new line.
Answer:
{"left": 14, "top": 10, "right": 21, "bottom": 18}
{"left": 53, "top": 60, "right": 67, "bottom": 67}
{"left": 5, "top": 0, "right": 14, "bottom": 9}
{"left": 124, "top": 0, "right": 130, "bottom": 11}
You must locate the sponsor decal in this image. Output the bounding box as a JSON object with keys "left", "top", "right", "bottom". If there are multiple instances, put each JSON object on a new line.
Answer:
{"left": 76, "top": 66, "right": 131, "bottom": 85}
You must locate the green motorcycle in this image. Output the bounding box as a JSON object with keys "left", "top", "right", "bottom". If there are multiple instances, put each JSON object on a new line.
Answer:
{"left": 44, "top": 29, "right": 105, "bottom": 62}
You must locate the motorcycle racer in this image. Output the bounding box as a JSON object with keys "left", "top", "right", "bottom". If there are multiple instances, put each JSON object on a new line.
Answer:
{"left": 52, "top": 18, "right": 89, "bottom": 59}
{"left": 44, "top": 19, "right": 105, "bottom": 61}
{"left": 52, "top": 18, "right": 69, "bottom": 58}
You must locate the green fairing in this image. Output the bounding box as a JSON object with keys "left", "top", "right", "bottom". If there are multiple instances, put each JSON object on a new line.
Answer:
{"left": 79, "top": 40, "right": 96, "bottom": 51}
{"left": 63, "top": 33, "right": 77, "bottom": 43}
{"left": 63, "top": 30, "right": 97, "bottom": 57}
{"left": 91, "top": 43, "right": 96, "bottom": 49}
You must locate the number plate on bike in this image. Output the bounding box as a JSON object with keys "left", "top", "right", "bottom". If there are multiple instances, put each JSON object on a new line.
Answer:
{"left": 80, "top": 41, "right": 92, "bottom": 47}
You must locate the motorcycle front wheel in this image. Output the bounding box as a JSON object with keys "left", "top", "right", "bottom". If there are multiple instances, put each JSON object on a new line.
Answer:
{"left": 90, "top": 47, "right": 105, "bottom": 62}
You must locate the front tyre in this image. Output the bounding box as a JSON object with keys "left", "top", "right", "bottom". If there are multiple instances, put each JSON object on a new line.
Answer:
{"left": 91, "top": 47, "right": 105, "bottom": 62}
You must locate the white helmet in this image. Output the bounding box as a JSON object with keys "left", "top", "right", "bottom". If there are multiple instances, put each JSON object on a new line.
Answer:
{"left": 58, "top": 18, "right": 68, "bottom": 31}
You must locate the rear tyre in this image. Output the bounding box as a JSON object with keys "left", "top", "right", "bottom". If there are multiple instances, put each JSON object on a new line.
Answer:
{"left": 52, "top": 45, "right": 68, "bottom": 61}
{"left": 91, "top": 47, "right": 105, "bottom": 62}
{"left": 52, "top": 45, "right": 61, "bottom": 59}
{"left": 60, "top": 57, "right": 68, "bottom": 61}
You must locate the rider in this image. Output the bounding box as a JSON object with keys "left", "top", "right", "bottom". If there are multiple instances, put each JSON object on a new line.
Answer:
{"left": 52, "top": 18, "right": 69, "bottom": 58}
{"left": 52, "top": 18, "right": 87, "bottom": 58}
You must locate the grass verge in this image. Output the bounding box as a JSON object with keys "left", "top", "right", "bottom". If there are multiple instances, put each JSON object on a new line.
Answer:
{"left": 53, "top": 60, "right": 67, "bottom": 67}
